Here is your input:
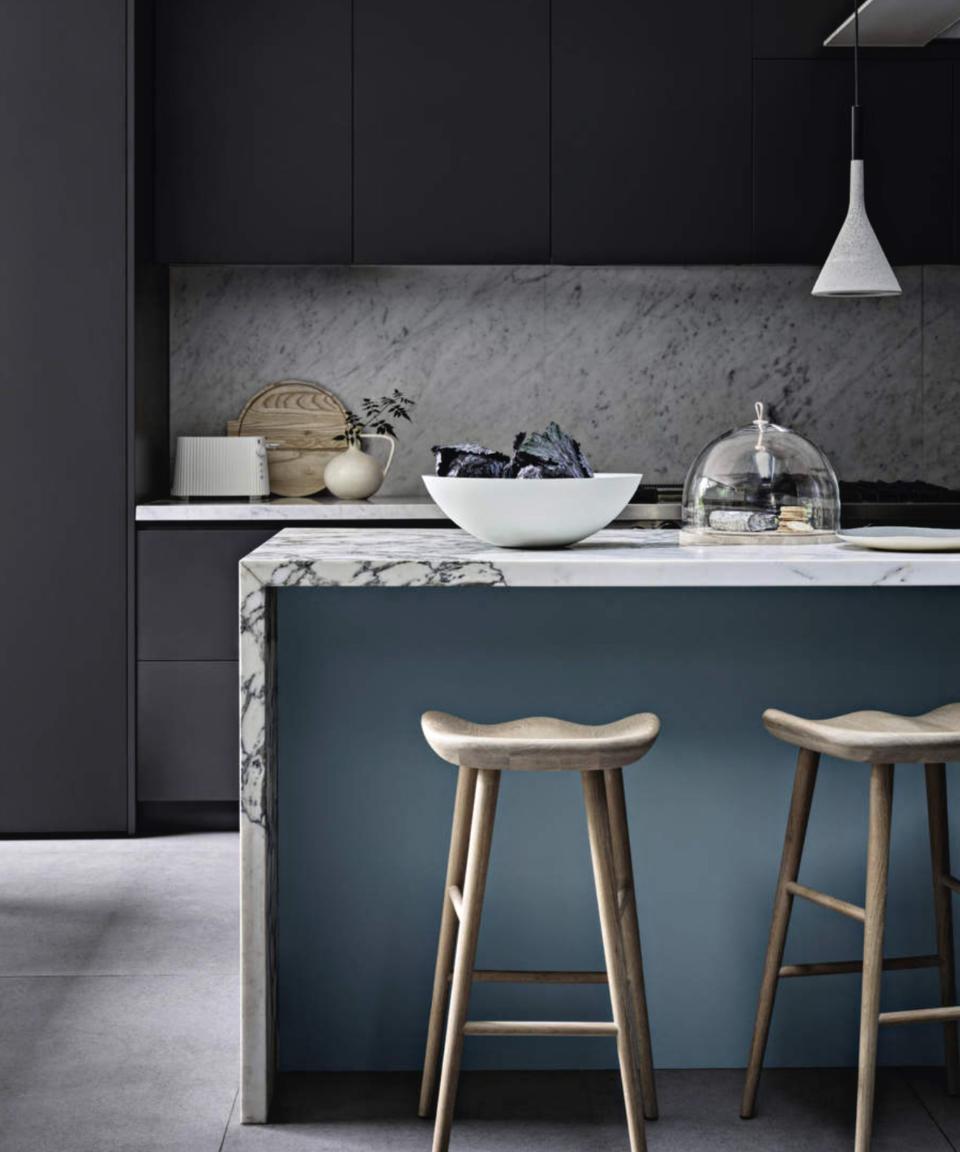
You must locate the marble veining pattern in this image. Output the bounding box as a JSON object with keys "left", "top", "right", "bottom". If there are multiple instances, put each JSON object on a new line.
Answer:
{"left": 238, "top": 525, "right": 960, "bottom": 1122}
{"left": 171, "top": 265, "right": 953, "bottom": 496}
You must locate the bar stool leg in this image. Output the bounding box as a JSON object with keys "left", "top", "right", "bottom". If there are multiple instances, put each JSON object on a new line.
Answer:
{"left": 854, "top": 763, "right": 894, "bottom": 1152}
{"left": 419, "top": 766, "right": 479, "bottom": 1118}
{"left": 741, "top": 747, "right": 820, "bottom": 1119}
{"left": 432, "top": 768, "right": 500, "bottom": 1152}
{"left": 604, "top": 767, "right": 658, "bottom": 1121}
{"left": 583, "top": 770, "right": 647, "bottom": 1152}
{"left": 925, "top": 762, "right": 959, "bottom": 1096}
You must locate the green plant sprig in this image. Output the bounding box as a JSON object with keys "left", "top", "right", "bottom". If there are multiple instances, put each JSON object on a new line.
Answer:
{"left": 336, "top": 389, "right": 415, "bottom": 445}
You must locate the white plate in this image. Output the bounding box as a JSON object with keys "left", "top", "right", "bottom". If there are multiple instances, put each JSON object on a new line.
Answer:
{"left": 838, "top": 526, "right": 960, "bottom": 552}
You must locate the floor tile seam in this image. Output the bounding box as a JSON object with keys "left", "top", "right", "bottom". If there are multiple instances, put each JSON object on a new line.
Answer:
{"left": 899, "top": 1067, "right": 958, "bottom": 1151}
{"left": 218, "top": 1088, "right": 239, "bottom": 1152}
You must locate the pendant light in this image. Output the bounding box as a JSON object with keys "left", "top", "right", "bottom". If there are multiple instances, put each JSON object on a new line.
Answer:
{"left": 811, "top": 0, "right": 901, "bottom": 298}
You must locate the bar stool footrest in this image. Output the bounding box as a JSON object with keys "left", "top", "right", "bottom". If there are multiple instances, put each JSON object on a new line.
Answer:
{"left": 463, "top": 1020, "right": 618, "bottom": 1036}
{"left": 784, "top": 880, "right": 865, "bottom": 922}
{"left": 779, "top": 954, "right": 941, "bottom": 978}
{"left": 469, "top": 969, "right": 608, "bottom": 985}
{"left": 879, "top": 1005, "right": 960, "bottom": 1026}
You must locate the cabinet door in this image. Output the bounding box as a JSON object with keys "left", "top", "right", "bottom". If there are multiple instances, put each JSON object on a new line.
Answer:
{"left": 156, "top": 0, "right": 351, "bottom": 263}
{"left": 354, "top": 0, "right": 549, "bottom": 263}
{"left": 753, "top": 0, "right": 853, "bottom": 58}
{"left": 138, "top": 528, "right": 276, "bottom": 660}
{"left": 138, "top": 662, "right": 238, "bottom": 801}
{"left": 754, "top": 60, "right": 954, "bottom": 263}
{"left": 0, "top": 0, "right": 127, "bottom": 833}
{"left": 551, "top": 0, "right": 752, "bottom": 263}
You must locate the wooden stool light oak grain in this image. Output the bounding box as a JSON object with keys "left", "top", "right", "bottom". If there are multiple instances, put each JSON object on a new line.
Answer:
{"left": 418, "top": 710, "right": 661, "bottom": 1152}
{"left": 742, "top": 704, "right": 960, "bottom": 1152}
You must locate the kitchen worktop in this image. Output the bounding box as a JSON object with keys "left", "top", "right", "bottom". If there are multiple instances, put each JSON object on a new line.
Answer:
{"left": 240, "top": 526, "right": 960, "bottom": 589}
{"left": 137, "top": 496, "right": 445, "bottom": 521}
{"left": 137, "top": 497, "right": 667, "bottom": 522}
{"left": 238, "top": 525, "right": 960, "bottom": 1123}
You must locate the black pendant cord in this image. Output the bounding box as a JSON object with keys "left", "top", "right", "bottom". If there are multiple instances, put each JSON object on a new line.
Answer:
{"left": 851, "top": 0, "right": 862, "bottom": 159}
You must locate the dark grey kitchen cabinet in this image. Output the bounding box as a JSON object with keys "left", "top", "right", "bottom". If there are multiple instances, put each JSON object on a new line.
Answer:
{"left": 754, "top": 60, "right": 954, "bottom": 264}
{"left": 353, "top": 0, "right": 549, "bottom": 263}
{"left": 753, "top": 0, "right": 854, "bottom": 58}
{"left": 0, "top": 0, "right": 130, "bottom": 833}
{"left": 137, "top": 527, "right": 276, "bottom": 807}
{"left": 155, "top": 0, "right": 352, "bottom": 263}
{"left": 551, "top": 0, "right": 752, "bottom": 263}
{"left": 955, "top": 64, "right": 960, "bottom": 261}
{"left": 138, "top": 662, "right": 240, "bottom": 801}
{"left": 138, "top": 528, "right": 275, "bottom": 660}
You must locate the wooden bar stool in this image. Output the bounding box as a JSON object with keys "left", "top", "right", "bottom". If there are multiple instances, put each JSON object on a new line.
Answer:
{"left": 742, "top": 703, "right": 960, "bottom": 1152}
{"left": 417, "top": 710, "right": 661, "bottom": 1152}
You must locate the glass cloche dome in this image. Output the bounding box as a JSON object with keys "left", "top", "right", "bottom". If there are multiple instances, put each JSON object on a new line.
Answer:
{"left": 681, "top": 403, "right": 840, "bottom": 545}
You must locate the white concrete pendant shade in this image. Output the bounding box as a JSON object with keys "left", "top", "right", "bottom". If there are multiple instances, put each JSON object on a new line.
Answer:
{"left": 812, "top": 160, "right": 901, "bottom": 298}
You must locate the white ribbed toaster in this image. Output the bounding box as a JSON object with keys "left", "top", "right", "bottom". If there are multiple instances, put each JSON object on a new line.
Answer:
{"left": 172, "top": 436, "right": 270, "bottom": 498}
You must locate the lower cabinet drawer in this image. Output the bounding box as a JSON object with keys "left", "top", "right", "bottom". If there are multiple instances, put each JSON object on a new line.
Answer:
{"left": 137, "top": 661, "right": 238, "bottom": 802}
{"left": 137, "top": 528, "right": 277, "bottom": 660}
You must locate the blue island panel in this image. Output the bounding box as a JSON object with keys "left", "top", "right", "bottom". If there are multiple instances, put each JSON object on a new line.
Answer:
{"left": 278, "top": 586, "right": 960, "bottom": 1072}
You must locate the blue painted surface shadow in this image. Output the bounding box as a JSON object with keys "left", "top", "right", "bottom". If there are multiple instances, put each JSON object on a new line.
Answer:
{"left": 278, "top": 586, "right": 960, "bottom": 1072}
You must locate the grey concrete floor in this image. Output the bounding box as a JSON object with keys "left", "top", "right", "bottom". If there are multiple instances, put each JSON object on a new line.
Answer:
{"left": 2, "top": 833, "right": 960, "bottom": 1151}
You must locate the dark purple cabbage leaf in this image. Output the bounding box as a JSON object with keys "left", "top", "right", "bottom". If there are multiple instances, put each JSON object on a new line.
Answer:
{"left": 432, "top": 443, "right": 511, "bottom": 478}
{"left": 508, "top": 422, "right": 593, "bottom": 478}
{"left": 433, "top": 423, "right": 593, "bottom": 480}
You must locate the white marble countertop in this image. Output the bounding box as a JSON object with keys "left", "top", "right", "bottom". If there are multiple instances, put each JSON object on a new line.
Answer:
{"left": 137, "top": 496, "right": 671, "bottom": 522}
{"left": 137, "top": 495, "right": 443, "bottom": 521}
{"left": 237, "top": 522, "right": 960, "bottom": 1123}
{"left": 240, "top": 527, "right": 960, "bottom": 588}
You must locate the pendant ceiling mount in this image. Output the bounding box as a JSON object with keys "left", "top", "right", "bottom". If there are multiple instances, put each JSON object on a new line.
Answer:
{"left": 812, "top": 2, "right": 902, "bottom": 299}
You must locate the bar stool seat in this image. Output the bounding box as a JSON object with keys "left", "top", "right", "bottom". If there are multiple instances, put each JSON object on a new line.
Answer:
{"left": 743, "top": 702, "right": 960, "bottom": 1152}
{"left": 422, "top": 710, "right": 661, "bottom": 771}
{"left": 418, "top": 709, "right": 660, "bottom": 1152}
{"left": 764, "top": 704, "right": 960, "bottom": 763}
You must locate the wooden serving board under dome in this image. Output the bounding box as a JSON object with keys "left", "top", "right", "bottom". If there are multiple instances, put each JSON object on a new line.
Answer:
{"left": 678, "top": 527, "right": 838, "bottom": 546}
{"left": 227, "top": 380, "right": 347, "bottom": 497}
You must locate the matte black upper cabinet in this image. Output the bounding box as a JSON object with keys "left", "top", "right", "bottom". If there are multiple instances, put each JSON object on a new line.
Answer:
{"left": 156, "top": 0, "right": 351, "bottom": 263}
{"left": 753, "top": 0, "right": 854, "bottom": 57}
{"left": 754, "top": 60, "right": 954, "bottom": 263}
{"left": 353, "top": 0, "right": 549, "bottom": 263}
{"left": 551, "top": 0, "right": 752, "bottom": 263}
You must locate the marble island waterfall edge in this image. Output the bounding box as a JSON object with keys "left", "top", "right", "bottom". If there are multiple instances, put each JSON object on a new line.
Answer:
{"left": 238, "top": 526, "right": 960, "bottom": 1122}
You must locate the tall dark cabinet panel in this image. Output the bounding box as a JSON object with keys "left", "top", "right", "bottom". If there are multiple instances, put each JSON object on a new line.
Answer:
{"left": 551, "top": 0, "right": 752, "bottom": 263}
{"left": 754, "top": 60, "right": 954, "bottom": 263}
{"left": 354, "top": 0, "right": 549, "bottom": 263}
{"left": 0, "top": 0, "right": 128, "bottom": 832}
{"left": 155, "top": 0, "right": 352, "bottom": 263}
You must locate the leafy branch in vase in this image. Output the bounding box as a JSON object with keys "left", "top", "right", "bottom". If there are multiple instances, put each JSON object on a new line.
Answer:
{"left": 336, "top": 389, "right": 416, "bottom": 446}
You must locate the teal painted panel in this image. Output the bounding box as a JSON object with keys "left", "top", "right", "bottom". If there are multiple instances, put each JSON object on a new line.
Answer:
{"left": 278, "top": 587, "right": 960, "bottom": 1071}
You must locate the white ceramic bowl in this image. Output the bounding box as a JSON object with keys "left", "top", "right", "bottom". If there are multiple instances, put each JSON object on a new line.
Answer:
{"left": 422, "top": 473, "right": 642, "bottom": 548}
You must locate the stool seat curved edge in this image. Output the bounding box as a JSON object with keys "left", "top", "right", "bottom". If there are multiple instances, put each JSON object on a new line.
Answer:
{"left": 421, "top": 710, "right": 661, "bottom": 771}
{"left": 763, "top": 703, "right": 960, "bottom": 763}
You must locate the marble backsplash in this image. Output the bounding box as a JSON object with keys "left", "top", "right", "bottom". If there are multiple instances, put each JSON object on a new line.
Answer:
{"left": 170, "top": 265, "right": 960, "bottom": 494}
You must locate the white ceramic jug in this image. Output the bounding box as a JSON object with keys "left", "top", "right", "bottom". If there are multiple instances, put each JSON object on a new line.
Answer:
{"left": 323, "top": 434, "right": 395, "bottom": 500}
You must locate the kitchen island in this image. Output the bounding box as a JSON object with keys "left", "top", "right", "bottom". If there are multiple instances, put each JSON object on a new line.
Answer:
{"left": 239, "top": 527, "right": 960, "bottom": 1122}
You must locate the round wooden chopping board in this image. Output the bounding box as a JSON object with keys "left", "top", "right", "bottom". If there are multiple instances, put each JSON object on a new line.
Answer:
{"left": 227, "top": 380, "right": 347, "bottom": 497}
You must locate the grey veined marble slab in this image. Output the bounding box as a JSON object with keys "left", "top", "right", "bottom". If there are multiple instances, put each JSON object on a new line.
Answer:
{"left": 172, "top": 265, "right": 937, "bottom": 497}
{"left": 237, "top": 525, "right": 960, "bottom": 1123}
